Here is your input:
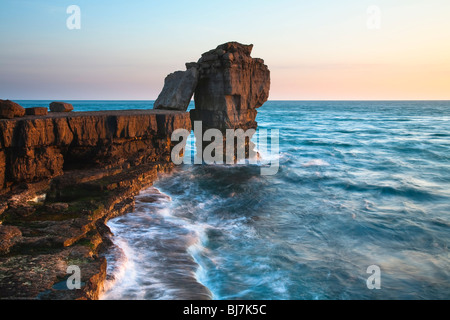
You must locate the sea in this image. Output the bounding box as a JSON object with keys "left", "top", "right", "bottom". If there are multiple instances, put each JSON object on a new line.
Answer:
{"left": 17, "top": 100, "right": 450, "bottom": 300}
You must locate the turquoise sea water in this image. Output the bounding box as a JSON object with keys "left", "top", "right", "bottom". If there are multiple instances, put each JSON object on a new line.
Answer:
{"left": 18, "top": 100, "right": 450, "bottom": 299}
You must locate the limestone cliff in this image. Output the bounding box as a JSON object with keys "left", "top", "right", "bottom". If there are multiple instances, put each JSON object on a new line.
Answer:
{"left": 0, "top": 110, "right": 191, "bottom": 192}
{"left": 0, "top": 109, "right": 191, "bottom": 300}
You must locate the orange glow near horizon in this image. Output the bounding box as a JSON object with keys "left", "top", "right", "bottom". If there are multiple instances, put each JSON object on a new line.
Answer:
{"left": 268, "top": 63, "right": 450, "bottom": 101}
{"left": 258, "top": 1, "right": 450, "bottom": 101}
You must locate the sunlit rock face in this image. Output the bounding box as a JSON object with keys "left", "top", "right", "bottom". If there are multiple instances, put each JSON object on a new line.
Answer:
{"left": 191, "top": 42, "right": 270, "bottom": 132}
{"left": 190, "top": 42, "right": 270, "bottom": 162}
{"left": 154, "top": 66, "right": 199, "bottom": 111}
{"left": 0, "top": 110, "right": 191, "bottom": 191}
{"left": 153, "top": 41, "right": 271, "bottom": 162}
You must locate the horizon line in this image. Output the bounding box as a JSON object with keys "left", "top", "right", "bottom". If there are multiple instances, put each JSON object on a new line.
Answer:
{"left": 9, "top": 99, "right": 450, "bottom": 102}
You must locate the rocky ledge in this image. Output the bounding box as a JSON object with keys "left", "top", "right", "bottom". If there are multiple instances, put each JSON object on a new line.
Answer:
{"left": 0, "top": 109, "right": 191, "bottom": 299}
{"left": 0, "top": 110, "right": 190, "bottom": 193}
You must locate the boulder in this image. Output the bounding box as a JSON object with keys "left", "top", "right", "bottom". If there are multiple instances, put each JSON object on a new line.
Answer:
{"left": 154, "top": 66, "right": 199, "bottom": 111}
{"left": 0, "top": 100, "right": 25, "bottom": 119}
{"left": 26, "top": 107, "right": 48, "bottom": 116}
{"left": 50, "top": 102, "right": 74, "bottom": 113}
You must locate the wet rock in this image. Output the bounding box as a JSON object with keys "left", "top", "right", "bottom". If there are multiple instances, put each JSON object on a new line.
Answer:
{"left": 45, "top": 202, "right": 69, "bottom": 213}
{"left": 37, "top": 256, "right": 107, "bottom": 300}
{"left": 0, "top": 251, "right": 69, "bottom": 299}
{"left": 0, "top": 159, "right": 174, "bottom": 299}
{"left": 9, "top": 205, "right": 36, "bottom": 218}
{"left": 0, "top": 225, "right": 22, "bottom": 255}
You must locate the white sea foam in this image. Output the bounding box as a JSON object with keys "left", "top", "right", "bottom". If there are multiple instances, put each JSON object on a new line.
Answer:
{"left": 100, "top": 236, "right": 141, "bottom": 299}
{"left": 102, "top": 186, "right": 212, "bottom": 300}
{"left": 302, "top": 159, "right": 330, "bottom": 167}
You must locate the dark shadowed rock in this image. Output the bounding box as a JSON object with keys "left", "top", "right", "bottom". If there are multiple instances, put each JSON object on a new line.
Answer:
{"left": 0, "top": 151, "right": 5, "bottom": 189}
{"left": 26, "top": 107, "right": 48, "bottom": 116}
{"left": 154, "top": 66, "right": 199, "bottom": 111}
{"left": 0, "top": 107, "right": 14, "bottom": 120}
{"left": 44, "top": 202, "right": 69, "bottom": 213}
{"left": 50, "top": 102, "right": 74, "bottom": 113}
{"left": 0, "top": 225, "right": 22, "bottom": 255}
{"left": 0, "top": 249, "right": 106, "bottom": 300}
{"left": 0, "top": 100, "right": 25, "bottom": 119}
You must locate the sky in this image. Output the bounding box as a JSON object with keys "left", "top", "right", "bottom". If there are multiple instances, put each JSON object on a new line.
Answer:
{"left": 0, "top": 0, "right": 449, "bottom": 100}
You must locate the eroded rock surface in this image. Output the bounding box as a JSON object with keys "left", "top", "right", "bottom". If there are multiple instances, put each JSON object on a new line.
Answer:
{"left": 191, "top": 42, "right": 270, "bottom": 131}
{"left": 154, "top": 42, "right": 270, "bottom": 162}
{"left": 0, "top": 225, "right": 22, "bottom": 255}
{"left": 0, "top": 110, "right": 191, "bottom": 193}
{"left": 50, "top": 102, "right": 73, "bottom": 113}
{"left": 154, "top": 66, "right": 199, "bottom": 111}
{"left": 26, "top": 107, "right": 48, "bottom": 116}
{"left": 0, "top": 108, "right": 191, "bottom": 300}
{"left": 0, "top": 100, "right": 25, "bottom": 119}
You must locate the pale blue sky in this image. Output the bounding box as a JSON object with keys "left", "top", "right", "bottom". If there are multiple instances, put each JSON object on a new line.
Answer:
{"left": 1, "top": 0, "right": 449, "bottom": 100}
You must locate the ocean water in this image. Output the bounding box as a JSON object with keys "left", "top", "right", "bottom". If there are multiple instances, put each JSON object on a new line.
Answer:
{"left": 18, "top": 100, "right": 450, "bottom": 299}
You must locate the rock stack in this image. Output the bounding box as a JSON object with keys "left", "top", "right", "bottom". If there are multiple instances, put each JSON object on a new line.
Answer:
{"left": 192, "top": 42, "right": 270, "bottom": 132}
{"left": 154, "top": 42, "right": 271, "bottom": 161}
